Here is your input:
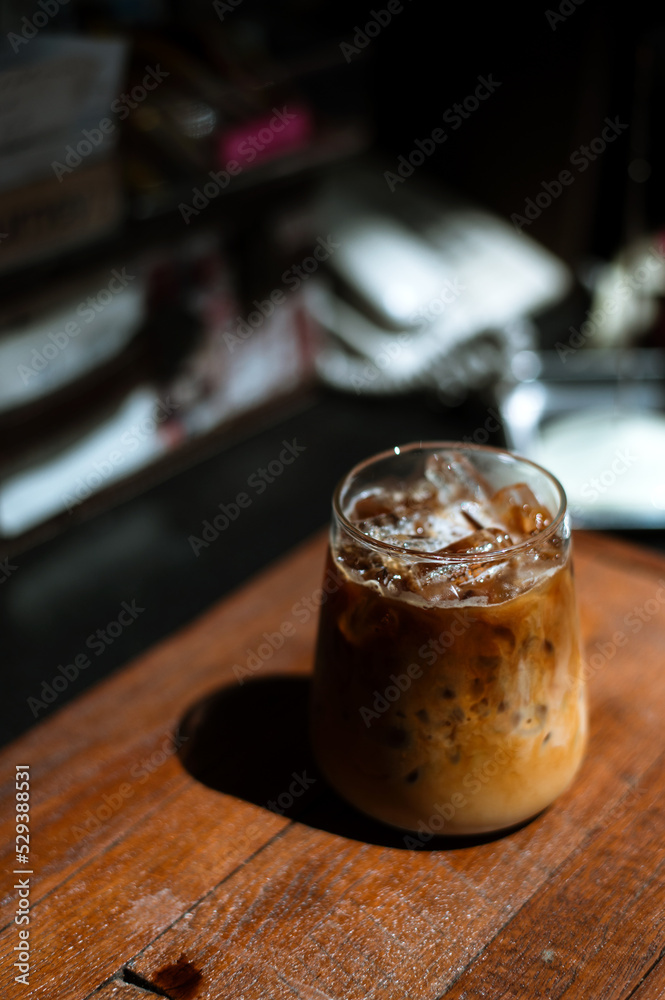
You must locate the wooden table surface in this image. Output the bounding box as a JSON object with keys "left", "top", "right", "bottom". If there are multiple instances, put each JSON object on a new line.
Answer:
{"left": 1, "top": 529, "right": 665, "bottom": 1000}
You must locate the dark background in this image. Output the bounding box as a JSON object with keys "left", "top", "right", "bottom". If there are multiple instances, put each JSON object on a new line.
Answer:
{"left": 2, "top": 0, "right": 663, "bottom": 745}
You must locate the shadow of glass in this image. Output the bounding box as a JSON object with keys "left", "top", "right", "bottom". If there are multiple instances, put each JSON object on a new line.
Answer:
{"left": 177, "top": 674, "right": 532, "bottom": 851}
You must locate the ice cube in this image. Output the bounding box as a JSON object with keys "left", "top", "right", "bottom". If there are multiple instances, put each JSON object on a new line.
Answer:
{"left": 441, "top": 527, "right": 513, "bottom": 555}
{"left": 350, "top": 481, "right": 437, "bottom": 531}
{"left": 459, "top": 500, "right": 506, "bottom": 532}
{"left": 356, "top": 512, "right": 400, "bottom": 540}
{"left": 411, "top": 557, "right": 514, "bottom": 604}
{"left": 410, "top": 561, "right": 463, "bottom": 603}
{"left": 424, "top": 508, "right": 479, "bottom": 549}
{"left": 424, "top": 452, "right": 491, "bottom": 503}
{"left": 356, "top": 511, "right": 431, "bottom": 548}
{"left": 351, "top": 489, "right": 403, "bottom": 522}
{"left": 490, "top": 483, "right": 553, "bottom": 540}
{"left": 407, "top": 479, "right": 438, "bottom": 508}
{"left": 337, "top": 539, "right": 402, "bottom": 590}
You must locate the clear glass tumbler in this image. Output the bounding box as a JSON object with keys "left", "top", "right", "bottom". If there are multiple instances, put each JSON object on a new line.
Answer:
{"left": 310, "top": 442, "right": 587, "bottom": 837}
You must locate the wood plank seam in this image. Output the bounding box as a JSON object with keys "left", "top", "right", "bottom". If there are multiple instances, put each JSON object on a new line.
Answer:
{"left": 0, "top": 777, "right": 191, "bottom": 937}
{"left": 622, "top": 949, "right": 665, "bottom": 1000}
{"left": 119, "top": 740, "right": 664, "bottom": 998}
{"left": 623, "top": 949, "right": 665, "bottom": 1000}
{"left": 121, "top": 966, "right": 175, "bottom": 998}
{"left": 105, "top": 823, "right": 294, "bottom": 984}
{"left": 84, "top": 970, "right": 174, "bottom": 999}
{"left": 3, "top": 530, "right": 663, "bottom": 1000}
{"left": 431, "top": 745, "right": 665, "bottom": 999}
{"left": 428, "top": 748, "right": 665, "bottom": 1000}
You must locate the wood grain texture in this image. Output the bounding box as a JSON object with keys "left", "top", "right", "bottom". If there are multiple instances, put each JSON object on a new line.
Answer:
{"left": 441, "top": 748, "right": 665, "bottom": 999}
{"left": 1, "top": 530, "right": 664, "bottom": 1000}
{"left": 0, "top": 534, "right": 323, "bottom": 928}
{"left": 627, "top": 958, "right": 665, "bottom": 1000}
{"left": 84, "top": 982, "right": 153, "bottom": 1000}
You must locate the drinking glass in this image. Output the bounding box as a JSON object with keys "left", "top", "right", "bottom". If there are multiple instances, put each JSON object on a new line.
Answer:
{"left": 310, "top": 442, "right": 587, "bottom": 837}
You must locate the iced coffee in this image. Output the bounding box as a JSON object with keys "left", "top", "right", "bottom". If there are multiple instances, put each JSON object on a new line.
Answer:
{"left": 310, "top": 443, "right": 587, "bottom": 837}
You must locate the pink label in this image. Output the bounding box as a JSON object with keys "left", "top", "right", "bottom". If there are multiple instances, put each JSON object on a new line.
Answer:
{"left": 218, "top": 106, "right": 312, "bottom": 168}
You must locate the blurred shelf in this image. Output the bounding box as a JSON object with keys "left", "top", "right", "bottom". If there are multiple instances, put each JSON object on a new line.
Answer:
{"left": 0, "top": 117, "right": 370, "bottom": 311}
{"left": 0, "top": 380, "right": 318, "bottom": 560}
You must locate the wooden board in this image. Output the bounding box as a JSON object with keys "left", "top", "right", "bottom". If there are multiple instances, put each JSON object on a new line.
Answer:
{"left": 1, "top": 530, "right": 664, "bottom": 999}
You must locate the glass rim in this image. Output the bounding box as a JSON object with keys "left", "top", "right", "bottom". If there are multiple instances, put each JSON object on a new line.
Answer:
{"left": 332, "top": 440, "right": 568, "bottom": 564}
